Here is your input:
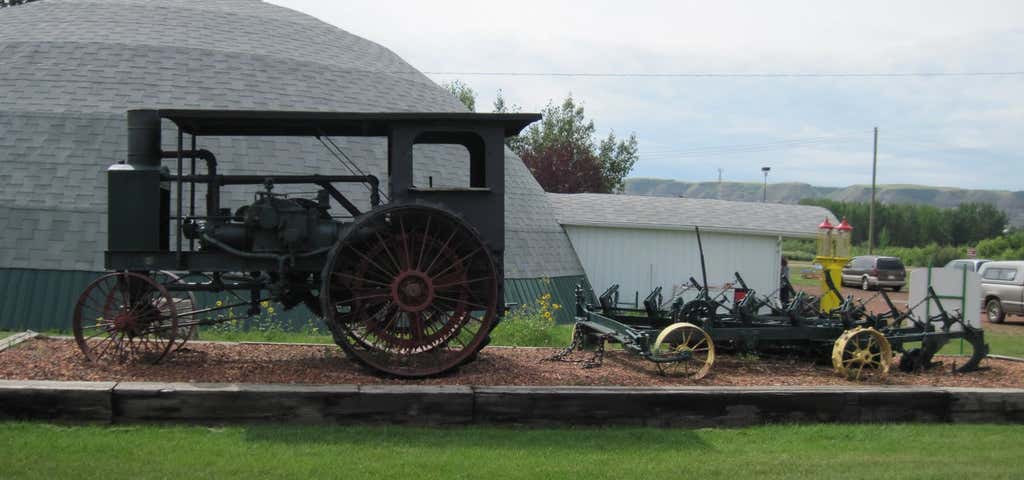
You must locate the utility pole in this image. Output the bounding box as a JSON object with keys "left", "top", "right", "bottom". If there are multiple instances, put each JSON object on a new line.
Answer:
{"left": 717, "top": 168, "right": 723, "bottom": 199}
{"left": 868, "top": 127, "right": 878, "bottom": 254}
{"left": 761, "top": 166, "right": 771, "bottom": 202}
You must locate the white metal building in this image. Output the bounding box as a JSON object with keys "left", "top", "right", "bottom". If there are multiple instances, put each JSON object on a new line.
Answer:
{"left": 548, "top": 193, "right": 837, "bottom": 304}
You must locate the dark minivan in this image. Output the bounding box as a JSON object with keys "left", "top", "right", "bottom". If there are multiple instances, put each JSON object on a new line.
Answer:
{"left": 841, "top": 255, "right": 907, "bottom": 291}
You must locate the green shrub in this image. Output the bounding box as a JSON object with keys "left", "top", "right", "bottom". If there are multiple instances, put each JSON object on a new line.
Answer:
{"left": 977, "top": 231, "right": 1024, "bottom": 260}
{"left": 491, "top": 293, "right": 563, "bottom": 347}
{"left": 202, "top": 299, "right": 325, "bottom": 342}
{"left": 848, "top": 243, "right": 965, "bottom": 267}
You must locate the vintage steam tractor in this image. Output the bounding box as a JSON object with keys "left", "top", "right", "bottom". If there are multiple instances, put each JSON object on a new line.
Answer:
{"left": 72, "top": 109, "right": 539, "bottom": 377}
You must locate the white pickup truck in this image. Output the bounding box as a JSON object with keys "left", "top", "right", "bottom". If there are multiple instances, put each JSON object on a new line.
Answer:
{"left": 979, "top": 260, "right": 1024, "bottom": 323}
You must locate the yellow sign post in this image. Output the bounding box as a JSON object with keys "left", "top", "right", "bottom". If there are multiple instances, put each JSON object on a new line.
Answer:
{"left": 813, "top": 217, "right": 852, "bottom": 313}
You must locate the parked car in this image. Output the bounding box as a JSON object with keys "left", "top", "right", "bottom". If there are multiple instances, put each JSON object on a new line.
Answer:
{"left": 978, "top": 260, "right": 1024, "bottom": 324}
{"left": 840, "top": 255, "right": 907, "bottom": 291}
{"left": 944, "top": 258, "right": 991, "bottom": 272}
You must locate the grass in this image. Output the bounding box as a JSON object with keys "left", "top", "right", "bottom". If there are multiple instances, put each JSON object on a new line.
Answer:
{"left": 935, "top": 329, "right": 1024, "bottom": 358}
{"left": 787, "top": 262, "right": 821, "bottom": 288}
{"left": 196, "top": 328, "right": 334, "bottom": 344}
{"left": 195, "top": 323, "right": 578, "bottom": 348}
{"left": 1, "top": 422, "right": 1022, "bottom": 479}
{"left": 0, "top": 330, "right": 15, "bottom": 340}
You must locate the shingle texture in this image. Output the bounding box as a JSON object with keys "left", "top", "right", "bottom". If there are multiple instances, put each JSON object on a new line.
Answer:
{"left": 0, "top": 0, "right": 584, "bottom": 278}
{"left": 548, "top": 193, "right": 838, "bottom": 238}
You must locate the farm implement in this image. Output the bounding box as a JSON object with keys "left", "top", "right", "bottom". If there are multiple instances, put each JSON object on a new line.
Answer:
{"left": 552, "top": 230, "right": 988, "bottom": 381}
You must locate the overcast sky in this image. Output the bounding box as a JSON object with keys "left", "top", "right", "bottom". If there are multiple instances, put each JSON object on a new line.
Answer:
{"left": 269, "top": 0, "right": 1023, "bottom": 190}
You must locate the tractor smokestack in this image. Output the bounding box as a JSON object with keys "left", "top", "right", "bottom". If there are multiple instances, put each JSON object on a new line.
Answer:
{"left": 126, "top": 109, "right": 162, "bottom": 169}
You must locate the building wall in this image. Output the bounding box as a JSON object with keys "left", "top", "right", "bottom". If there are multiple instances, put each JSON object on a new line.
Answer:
{"left": 563, "top": 225, "right": 782, "bottom": 305}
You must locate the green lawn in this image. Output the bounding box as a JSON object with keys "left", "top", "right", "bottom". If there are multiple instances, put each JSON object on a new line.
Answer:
{"left": 1, "top": 422, "right": 1021, "bottom": 479}
{"left": 787, "top": 262, "right": 821, "bottom": 288}
{"left": 0, "top": 330, "right": 14, "bottom": 340}
{"left": 938, "top": 330, "right": 1024, "bottom": 357}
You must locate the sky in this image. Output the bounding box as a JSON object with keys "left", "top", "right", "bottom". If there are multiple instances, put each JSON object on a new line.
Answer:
{"left": 268, "top": 0, "right": 1024, "bottom": 190}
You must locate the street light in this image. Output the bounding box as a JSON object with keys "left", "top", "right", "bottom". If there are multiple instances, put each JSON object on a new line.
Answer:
{"left": 761, "top": 166, "right": 771, "bottom": 202}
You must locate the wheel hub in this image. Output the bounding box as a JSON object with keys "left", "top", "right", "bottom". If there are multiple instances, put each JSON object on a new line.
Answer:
{"left": 112, "top": 312, "right": 137, "bottom": 332}
{"left": 391, "top": 270, "right": 435, "bottom": 312}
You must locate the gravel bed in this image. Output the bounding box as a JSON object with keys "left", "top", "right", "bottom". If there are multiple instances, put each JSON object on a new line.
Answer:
{"left": 1, "top": 338, "right": 1021, "bottom": 388}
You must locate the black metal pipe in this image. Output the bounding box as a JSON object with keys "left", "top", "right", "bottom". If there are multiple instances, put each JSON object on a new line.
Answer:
{"left": 189, "top": 137, "right": 196, "bottom": 251}
{"left": 126, "top": 109, "right": 161, "bottom": 169}
{"left": 161, "top": 149, "right": 219, "bottom": 215}
{"left": 176, "top": 129, "right": 183, "bottom": 269}
{"left": 170, "top": 174, "right": 374, "bottom": 185}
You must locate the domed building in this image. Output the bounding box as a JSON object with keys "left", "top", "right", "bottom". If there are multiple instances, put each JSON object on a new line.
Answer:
{"left": 0, "top": 0, "right": 588, "bottom": 329}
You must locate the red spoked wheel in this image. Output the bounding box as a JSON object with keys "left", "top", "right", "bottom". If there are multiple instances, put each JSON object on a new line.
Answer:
{"left": 321, "top": 204, "right": 499, "bottom": 377}
{"left": 72, "top": 272, "right": 181, "bottom": 363}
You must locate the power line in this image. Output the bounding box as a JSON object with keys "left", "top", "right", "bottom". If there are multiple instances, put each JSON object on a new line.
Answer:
{"left": 641, "top": 135, "right": 860, "bottom": 156}
{"left": 640, "top": 137, "right": 862, "bottom": 160}
{"left": 423, "top": 70, "right": 1024, "bottom": 78}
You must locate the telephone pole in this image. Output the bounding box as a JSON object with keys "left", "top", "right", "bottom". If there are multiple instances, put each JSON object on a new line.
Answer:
{"left": 717, "top": 168, "right": 723, "bottom": 199}
{"left": 761, "top": 166, "right": 771, "bottom": 202}
{"left": 868, "top": 127, "right": 878, "bottom": 254}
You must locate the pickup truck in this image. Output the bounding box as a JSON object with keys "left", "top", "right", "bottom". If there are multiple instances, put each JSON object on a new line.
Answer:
{"left": 979, "top": 260, "right": 1024, "bottom": 323}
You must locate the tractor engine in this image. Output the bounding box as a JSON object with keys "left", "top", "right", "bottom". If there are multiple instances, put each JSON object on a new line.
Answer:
{"left": 184, "top": 188, "right": 342, "bottom": 255}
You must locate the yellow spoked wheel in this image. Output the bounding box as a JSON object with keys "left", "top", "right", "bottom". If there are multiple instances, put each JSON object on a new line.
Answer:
{"left": 651, "top": 322, "right": 715, "bottom": 379}
{"left": 832, "top": 327, "right": 893, "bottom": 381}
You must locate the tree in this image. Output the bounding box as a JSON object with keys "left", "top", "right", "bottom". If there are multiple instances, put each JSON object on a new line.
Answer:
{"left": 0, "top": 0, "right": 41, "bottom": 7}
{"left": 441, "top": 80, "right": 476, "bottom": 112}
{"left": 799, "top": 198, "right": 1009, "bottom": 247}
{"left": 513, "top": 94, "right": 638, "bottom": 193}
{"left": 519, "top": 143, "right": 604, "bottom": 193}
{"left": 492, "top": 90, "right": 525, "bottom": 153}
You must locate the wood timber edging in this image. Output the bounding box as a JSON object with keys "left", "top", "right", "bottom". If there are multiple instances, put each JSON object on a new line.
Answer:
{"left": 1, "top": 380, "right": 1023, "bottom": 426}
{"left": 0, "top": 331, "right": 39, "bottom": 353}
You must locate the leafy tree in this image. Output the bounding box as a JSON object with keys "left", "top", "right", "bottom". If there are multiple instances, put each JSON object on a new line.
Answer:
{"left": 514, "top": 94, "right": 638, "bottom": 193}
{"left": 492, "top": 90, "right": 525, "bottom": 153}
{"left": 441, "top": 80, "right": 476, "bottom": 111}
{"left": 0, "top": 0, "right": 41, "bottom": 8}
{"left": 799, "top": 199, "right": 1009, "bottom": 248}
{"left": 519, "top": 143, "right": 604, "bottom": 193}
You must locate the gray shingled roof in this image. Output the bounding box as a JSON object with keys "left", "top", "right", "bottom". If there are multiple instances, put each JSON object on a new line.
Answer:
{"left": 548, "top": 193, "right": 839, "bottom": 238}
{"left": 0, "top": 0, "right": 584, "bottom": 279}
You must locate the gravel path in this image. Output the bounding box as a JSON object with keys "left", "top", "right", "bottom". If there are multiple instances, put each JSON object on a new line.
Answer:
{"left": 1, "top": 338, "right": 1021, "bottom": 388}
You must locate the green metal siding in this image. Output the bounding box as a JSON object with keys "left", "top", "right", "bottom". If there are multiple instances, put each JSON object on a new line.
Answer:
{"left": 0, "top": 268, "right": 103, "bottom": 332}
{"left": 0, "top": 268, "right": 590, "bottom": 331}
{"left": 504, "top": 275, "right": 591, "bottom": 324}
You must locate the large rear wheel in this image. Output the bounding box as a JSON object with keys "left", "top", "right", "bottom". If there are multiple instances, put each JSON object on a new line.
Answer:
{"left": 321, "top": 204, "right": 500, "bottom": 377}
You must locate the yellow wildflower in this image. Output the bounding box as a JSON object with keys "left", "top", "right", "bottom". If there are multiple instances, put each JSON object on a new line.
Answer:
{"left": 215, "top": 300, "right": 223, "bottom": 307}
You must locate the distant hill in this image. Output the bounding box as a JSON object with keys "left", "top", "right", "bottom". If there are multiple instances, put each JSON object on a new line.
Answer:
{"left": 624, "top": 178, "right": 1024, "bottom": 227}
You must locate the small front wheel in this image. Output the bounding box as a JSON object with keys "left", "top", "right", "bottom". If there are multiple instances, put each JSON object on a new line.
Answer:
{"left": 861, "top": 277, "right": 870, "bottom": 291}
{"left": 650, "top": 322, "right": 715, "bottom": 379}
{"left": 832, "top": 327, "right": 893, "bottom": 381}
{"left": 72, "top": 272, "right": 181, "bottom": 363}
